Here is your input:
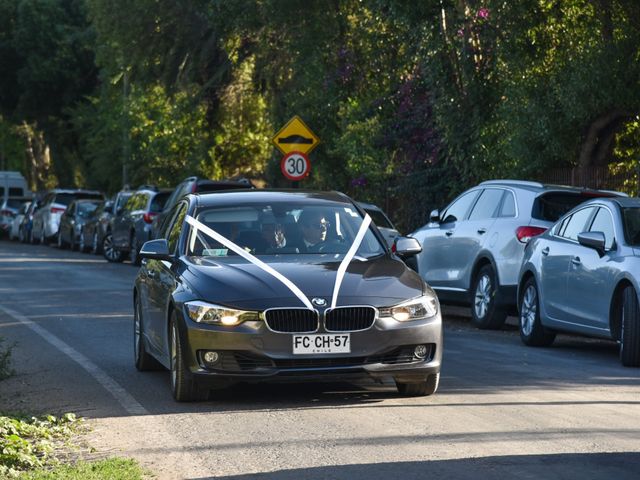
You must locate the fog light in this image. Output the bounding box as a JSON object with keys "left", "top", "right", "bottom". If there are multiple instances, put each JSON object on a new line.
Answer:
{"left": 203, "top": 351, "right": 219, "bottom": 364}
{"left": 414, "top": 345, "right": 428, "bottom": 359}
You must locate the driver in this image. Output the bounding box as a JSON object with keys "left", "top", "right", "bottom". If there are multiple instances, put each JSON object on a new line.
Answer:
{"left": 298, "top": 209, "right": 330, "bottom": 253}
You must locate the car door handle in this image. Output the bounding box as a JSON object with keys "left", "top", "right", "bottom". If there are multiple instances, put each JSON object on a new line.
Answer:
{"left": 571, "top": 256, "right": 581, "bottom": 265}
{"left": 445, "top": 230, "right": 454, "bottom": 237}
{"left": 477, "top": 228, "right": 487, "bottom": 235}
{"left": 541, "top": 247, "right": 549, "bottom": 256}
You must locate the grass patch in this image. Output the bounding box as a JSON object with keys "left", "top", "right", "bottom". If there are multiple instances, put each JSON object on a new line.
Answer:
{"left": 20, "top": 458, "right": 145, "bottom": 479}
{"left": 0, "top": 414, "right": 145, "bottom": 479}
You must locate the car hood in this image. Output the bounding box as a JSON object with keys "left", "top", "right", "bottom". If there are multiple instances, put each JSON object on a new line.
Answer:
{"left": 181, "top": 254, "right": 425, "bottom": 310}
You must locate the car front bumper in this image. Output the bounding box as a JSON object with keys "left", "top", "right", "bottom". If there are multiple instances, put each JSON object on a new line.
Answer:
{"left": 179, "top": 309, "right": 443, "bottom": 385}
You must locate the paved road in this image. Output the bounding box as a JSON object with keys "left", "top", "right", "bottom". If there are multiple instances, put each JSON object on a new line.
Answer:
{"left": 1, "top": 241, "right": 639, "bottom": 479}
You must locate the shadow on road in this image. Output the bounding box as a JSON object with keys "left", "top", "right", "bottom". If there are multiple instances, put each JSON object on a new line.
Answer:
{"left": 185, "top": 452, "right": 640, "bottom": 480}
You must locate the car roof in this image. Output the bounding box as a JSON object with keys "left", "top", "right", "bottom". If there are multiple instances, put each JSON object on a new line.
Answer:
{"left": 193, "top": 190, "right": 352, "bottom": 208}
{"left": 608, "top": 197, "right": 640, "bottom": 208}
{"left": 479, "top": 179, "right": 627, "bottom": 196}
{"left": 49, "top": 188, "right": 103, "bottom": 195}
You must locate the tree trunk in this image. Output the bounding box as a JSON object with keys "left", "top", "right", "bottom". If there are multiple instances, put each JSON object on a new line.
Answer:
{"left": 578, "top": 110, "right": 633, "bottom": 168}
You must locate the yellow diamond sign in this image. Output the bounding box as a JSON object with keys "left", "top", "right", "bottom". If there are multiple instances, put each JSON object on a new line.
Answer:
{"left": 272, "top": 116, "right": 320, "bottom": 155}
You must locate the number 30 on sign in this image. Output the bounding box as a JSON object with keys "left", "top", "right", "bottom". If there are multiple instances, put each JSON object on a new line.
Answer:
{"left": 281, "top": 151, "right": 311, "bottom": 181}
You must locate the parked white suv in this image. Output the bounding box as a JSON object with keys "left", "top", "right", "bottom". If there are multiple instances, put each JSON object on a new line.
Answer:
{"left": 410, "top": 180, "right": 626, "bottom": 329}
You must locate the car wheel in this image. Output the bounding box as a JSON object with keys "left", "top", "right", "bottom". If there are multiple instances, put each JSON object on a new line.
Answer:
{"left": 69, "top": 229, "right": 77, "bottom": 251}
{"left": 129, "top": 233, "right": 141, "bottom": 266}
{"left": 170, "top": 312, "right": 208, "bottom": 402}
{"left": 620, "top": 286, "right": 640, "bottom": 367}
{"left": 102, "top": 233, "right": 124, "bottom": 262}
{"left": 471, "top": 264, "right": 507, "bottom": 329}
{"left": 78, "top": 229, "right": 86, "bottom": 252}
{"left": 519, "top": 277, "right": 556, "bottom": 347}
{"left": 92, "top": 231, "right": 99, "bottom": 254}
{"left": 396, "top": 373, "right": 439, "bottom": 397}
{"left": 134, "top": 296, "right": 162, "bottom": 371}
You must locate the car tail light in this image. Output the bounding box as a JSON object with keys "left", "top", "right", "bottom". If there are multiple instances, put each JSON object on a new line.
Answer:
{"left": 516, "top": 226, "right": 547, "bottom": 243}
{"left": 50, "top": 207, "right": 66, "bottom": 214}
{"left": 143, "top": 212, "right": 157, "bottom": 224}
{"left": 191, "top": 183, "right": 197, "bottom": 193}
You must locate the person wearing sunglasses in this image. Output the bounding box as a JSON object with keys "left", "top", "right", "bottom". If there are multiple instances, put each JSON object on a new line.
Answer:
{"left": 298, "top": 209, "right": 330, "bottom": 253}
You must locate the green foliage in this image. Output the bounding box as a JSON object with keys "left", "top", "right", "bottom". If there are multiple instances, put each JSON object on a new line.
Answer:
{"left": 0, "top": 413, "right": 82, "bottom": 478}
{"left": 20, "top": 458, "right": 144, "bottom": 480}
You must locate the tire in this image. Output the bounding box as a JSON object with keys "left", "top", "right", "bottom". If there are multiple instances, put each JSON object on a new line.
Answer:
{"left": 620, "top": 286, "right": 640, "bottom": 367}
{"left": 129, "top": 233, "right": 141, "bottom": 266}
{"left": 102, "top": 233, "right": 124, "bottom": 262}
{"left": 396, "top": 373, "right": 440, "bottom": 397}
{"left": 519, "top": 277, "right": 556, "bottom": 347}
{"left": 470, "top": 264, "right": 508, "bottom": 329}
{"left": 57, "top": 231, "right": 66, "bottom": 249}
{"left": 134, "top": 296, "right": 162, "bottom": 371}
{"left": 69, "top": 229, "right": 77, "bottom": 251}
{"left": 78, "top": 229, "right": 86, "bottom": 252}
{"left": 92, "top": 231, "right": 100, "bottom": 254}
{"left": 170, "top": 312, "right": 208, "bottom": 402}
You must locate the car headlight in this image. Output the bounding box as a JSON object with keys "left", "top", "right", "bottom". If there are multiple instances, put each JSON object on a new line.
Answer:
{"left": 185, "top": 301, "right": 260, "bottom": 326}
{"left": 380, "top": 294, "right": 438, "bottom": 321}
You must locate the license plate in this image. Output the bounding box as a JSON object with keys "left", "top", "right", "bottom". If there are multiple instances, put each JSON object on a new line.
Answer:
{"left": 292, "top": 334, "right": 350, "bottom": 354}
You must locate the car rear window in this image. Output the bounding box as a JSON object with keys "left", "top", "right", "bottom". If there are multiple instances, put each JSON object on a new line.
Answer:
{"left": 54, "top": 192, "right": 102, "bottom": 206}
{"left": 532, "top": 192, "right": 614, "bottom": 222}
{"left": 6, "top": 199, "right": 24, "bottom": 209}
{"left": 622, "top": 207, "right": 640, "bottom": 246}
{"left": 150, "top": 192, "right": 171, "bottom": 212}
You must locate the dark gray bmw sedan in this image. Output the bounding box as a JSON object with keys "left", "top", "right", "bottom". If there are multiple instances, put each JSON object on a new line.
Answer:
{"left": 134, "top": 190, "right": 442, "bottom": 401}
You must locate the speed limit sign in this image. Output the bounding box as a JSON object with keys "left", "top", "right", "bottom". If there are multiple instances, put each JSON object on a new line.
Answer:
{"left": 280, "top": 151, "right": 311, "bottom": 181}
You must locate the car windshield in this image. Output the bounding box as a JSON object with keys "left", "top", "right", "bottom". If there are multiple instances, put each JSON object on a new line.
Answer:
{"left": 187, "top": 202, "right": 385, "bottom": 258}
{"left": 622, "top": 207, "right": 640, "bottom": 246}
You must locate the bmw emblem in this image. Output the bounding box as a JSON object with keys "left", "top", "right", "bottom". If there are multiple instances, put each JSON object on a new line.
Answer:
{"left": 312, "top": 298, "right": 327, "bottom": 307}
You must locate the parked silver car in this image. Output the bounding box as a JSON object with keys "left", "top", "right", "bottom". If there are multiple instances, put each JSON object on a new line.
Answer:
{"left": 410, "top": 180, "right": 625, "bottom": 329}
{"left": 518, "top": 197, "right": 640, "bottom": 366}
{"left": 32, "top": 189, "right": 104, "bottom": 244}
{"left": 8, "top": 201, "right": 31, "bottom": 241}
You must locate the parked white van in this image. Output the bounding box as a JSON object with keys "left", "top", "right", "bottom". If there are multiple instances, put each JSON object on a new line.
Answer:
{"left": 0, "top": 171, "right": 31, "bottom": 236}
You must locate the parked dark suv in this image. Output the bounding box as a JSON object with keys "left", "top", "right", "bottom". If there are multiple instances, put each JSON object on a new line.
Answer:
{"left": 152, "top": 177, "right": 254, "bottom": 238}
{"left": 109, "top": 187, "right": 171, "bottom": 264}
{"left": 410, "top": 180, "right": 626, "bottom": 329}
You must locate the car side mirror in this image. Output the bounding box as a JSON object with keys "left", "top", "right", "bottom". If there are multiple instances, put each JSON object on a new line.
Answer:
{"left": 430, "top": 209, "right": 440, "bottom": 223}
{"left": 394, "top": 236, "right": 422, "bottom": 257}
{"left": 577, "top": 231, "right": 606, "bottom": 256}
{"left": 139, "top": 239, "right": 173, "bottom": 261}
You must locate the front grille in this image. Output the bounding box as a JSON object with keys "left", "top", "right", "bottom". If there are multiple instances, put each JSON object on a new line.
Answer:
{"left": 274, "top": 357, "right": 368, "bottom": 369}
{"left": 265, "top": 309, "right": 318, "bottom": 333}
{"left": 325, "top": 307, "right": 376, "bottom": 331}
